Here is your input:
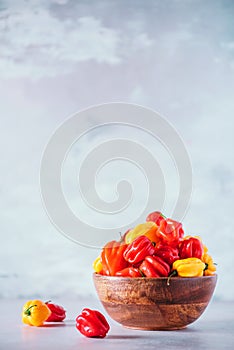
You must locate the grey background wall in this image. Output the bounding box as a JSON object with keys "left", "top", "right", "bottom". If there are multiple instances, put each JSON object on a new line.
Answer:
{"left": 1, "top": 0, "right": 234, "bottom": 300}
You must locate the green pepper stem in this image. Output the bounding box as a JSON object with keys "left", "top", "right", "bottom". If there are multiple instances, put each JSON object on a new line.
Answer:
{"left": 139, "top": 269, "right": 145, "bottom": 277}
{"left": 24, "top": 304, "right": 37, "bottom": 316}
{"left": 204, "top": 262, "right": 217, "bottom": 271}
{"left": 167, "top": 270, "right": 177, "bottom": 286}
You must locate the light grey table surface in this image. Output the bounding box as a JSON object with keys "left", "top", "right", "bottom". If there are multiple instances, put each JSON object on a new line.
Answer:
{"left": 0, "top": 298, "right": 233, "bottom": 350}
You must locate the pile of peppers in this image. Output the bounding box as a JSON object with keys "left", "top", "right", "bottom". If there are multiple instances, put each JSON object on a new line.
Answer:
{"left": 22, "top": 300, "right": 66, "bottom": 327}
{"left": 22, "top": 300, "right": 109, "bottom": 338}
{"left": 93, "top": 211, "right": 217, "bottom": 281}
{"left": 21, "top": 210, "right": 216, "bottom": 339}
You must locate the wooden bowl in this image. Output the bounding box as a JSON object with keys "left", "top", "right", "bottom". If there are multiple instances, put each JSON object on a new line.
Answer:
{"left": 93, "top": 273, "right": 217, "bottom": 330}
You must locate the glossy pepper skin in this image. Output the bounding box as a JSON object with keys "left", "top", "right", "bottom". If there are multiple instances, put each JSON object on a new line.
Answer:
{"left": 156, "top": 218, "right": 184, "bottom": 248}
{"left": 123, "top": 235, "right": 155, "bottom": 264}
{"left": 76, "top": 308, "right": 110, "bottom": 338}
{"left": 45, "top": 301, "right": 66, "bottom": 322}
{"left": 22, "top": 300, "right": 51, "bottom": 327}
{"left": 115, "top": 266, "right": 142, "bottom": 277}
{"left": 140, "top": 255, "right": 170, "bottom": 277}
{"left": 202, "top": 253, "right": 216, "bottom": 276}
{"left": 172, "top": 257, "right": 206, "bottom": 277}
{"left": 146, "top": 211, "right": 166, "bottom": 226}
{"left": 125, "top": 222, "right": 158, "bottom": 244}
{"left": 179, "top": 237, "right": 204, "bottom": 259}
{"left": 101, "top": 240, "right": 128, "bottom": 276}
{"left": 154, "top": 243, "right": 179, "bottom": 265}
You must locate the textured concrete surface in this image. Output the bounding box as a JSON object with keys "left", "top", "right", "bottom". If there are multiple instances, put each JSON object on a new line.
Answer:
{"left": 0, "top": 298, "right": 233, "bottom": 350}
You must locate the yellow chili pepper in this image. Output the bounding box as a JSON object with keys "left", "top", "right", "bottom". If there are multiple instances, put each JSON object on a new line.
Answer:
{"left": 22, "top": 300, "right": 51, "bottom": 327}
{"left": 125, "top": 222, "right": 158, "bottom": 244}
{"left": 202, "top": 253, "right": 216, "bottom": 276}
{"left": 172, "top": 257, "right": 206, "bottom": 277}
{"left": 93, "top": 256, "right": 103, "bottom": 274}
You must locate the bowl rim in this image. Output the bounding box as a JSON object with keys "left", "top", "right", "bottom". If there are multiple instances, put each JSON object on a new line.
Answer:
{"left": 93, "top": 272, "right": 217, "bottom": 282}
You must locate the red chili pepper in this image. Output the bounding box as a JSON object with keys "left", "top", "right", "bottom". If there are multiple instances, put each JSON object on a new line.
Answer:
{"left": 179, "top": 237, "right": 204, "bottom": 259}
{"left": 123, "top": 235, "right": 155, "bottom": 264}
{"left": 115, "top": 267, "right": 142, "bottom": 277}
{"left": 140, "top": 255, "right": 170, "bottom": 277}
{"left": 45, "top": 301, "right": 66, "bottom": 322}
{"left": 76, "top": 308, "right": 110, "bottom": 338}
{"left": 101, "top": 240, "right": 128, "bottom": 276}
{"left": 146, "top": 211, "right": 166, "bottom": 225}
{"left": 155, "top": 218, "right": 184, "bottom": 248}
{"left": 154, "top": 243, "right": 180, "bottom": 265}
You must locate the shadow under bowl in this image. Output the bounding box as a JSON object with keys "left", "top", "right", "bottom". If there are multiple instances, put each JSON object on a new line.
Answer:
{"left": 93, "top": 273, "right": 217, "bottom": 330}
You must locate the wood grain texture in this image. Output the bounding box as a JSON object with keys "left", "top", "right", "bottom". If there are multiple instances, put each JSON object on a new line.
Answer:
{"left": 93, "top": 274, "right": 217, "bottom": 330}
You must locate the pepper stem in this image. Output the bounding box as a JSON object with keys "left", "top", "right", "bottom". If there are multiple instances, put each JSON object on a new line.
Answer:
{"left": 167, "top": 270, "right": 177, "bottom": 286}
{"left": 118, "top": 232, "right": 123, "bottom": 241}
{"left": 24, "top": 304, "right": 37, "bottom": 316}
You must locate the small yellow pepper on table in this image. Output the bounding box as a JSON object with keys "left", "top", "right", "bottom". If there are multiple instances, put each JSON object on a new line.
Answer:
{"left": 22, "top": 300, "right": 51, "bottom": 327}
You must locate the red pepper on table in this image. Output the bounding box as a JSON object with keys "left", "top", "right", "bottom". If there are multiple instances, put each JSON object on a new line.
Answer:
{"left": 76, "top": 308, "right": 110, "bottom": 338}
{"left": 101, "top": 240, "right": 128, "bottom": 276}
{"left": 123, "top": 235, "right": 155, "bottom": 264}
{"left": 115, "top": 266, "right": 143, "bottom": 277}
{"left": 154, "top": 243, "right": 180, "bottom": 265}
{"left": 45, "top": 301, "right": 66, "bottom": 322}
{"left": 179, "top": 236, "right": 204, "bottom": 259}
{"left": 140, "top": 255, "right": 170, "bottom": 277}
{"left": 155, "top": 218, "right": 184, "bottom": 248}
{"left": 146, "top": 211, "right": 166, "bottom": 225}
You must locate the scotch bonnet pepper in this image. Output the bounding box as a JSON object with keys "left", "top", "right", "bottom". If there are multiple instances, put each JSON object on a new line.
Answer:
{"left": 172, "top": 258, "right": 206, "bottom": 278}
{"left": 146, "top": 211, "right": 166, "bottom": 226}
{"left": 140, "top": 255, "right": 170, "bottom": 277}
{"left": 167, "top": 258, "right": 206, "bottom": 285}
{"left": 125, "top": 222, "right": 158, "bottom": 244}
{"left": 45, "top": 301, "right": 66, "bottom": 322}
{"left": 156, "top": 218, "right": 184, "bottom": 247}
{"left": 76, "top": 308, "right": 110, "bottom": 338}
{"left": 22, "top": 300, "right": 51, "bottom": 327}
{"left": 179, "top": 236, "right": 204, "bottom": 259}
{"left": 115, "top": 266, "right": 142, "bottom": 277}
{"left": 184, "top": 235, "right": 208, "bottom": 255}
{"left": 154, "top": 243, "right": 179, "bottom": 266}
{"left": 101, "top": 240, "right": 128, "bottom": 276}
{"left": 202, "top": 253, "right": 216, "bottom": 276}
{"left": 123, "top": 235, "right": 155, "bottom": 264}
{"left": 93, "top": 256, "right": 103, "bottom": 274}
